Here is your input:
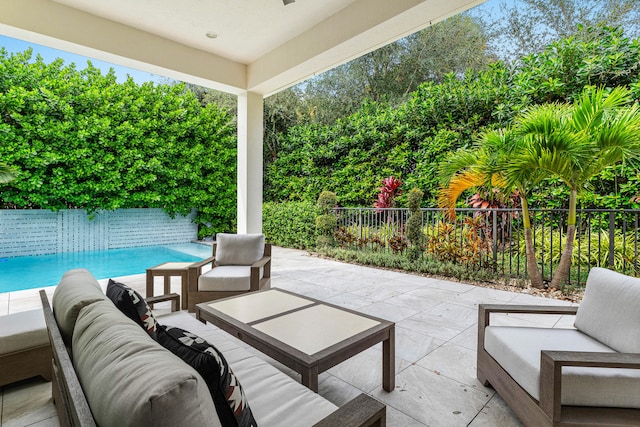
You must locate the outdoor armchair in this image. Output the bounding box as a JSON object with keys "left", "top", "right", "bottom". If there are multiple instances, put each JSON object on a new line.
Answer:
{"left": 477, "top": 267, "right": 640, "bottom": 426}
{"left": 187, "top": 233, "right": 271, "bottom": 312}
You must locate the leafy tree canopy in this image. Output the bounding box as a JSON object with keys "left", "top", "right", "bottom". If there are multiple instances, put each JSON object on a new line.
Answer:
{"left": 265, "top": 25, "right": 640, "bottom": 211}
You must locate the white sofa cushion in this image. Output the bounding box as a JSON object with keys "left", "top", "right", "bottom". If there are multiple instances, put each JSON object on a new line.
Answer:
{"left": 485, "top": 326, "right": 640, "bottom": 408}
{"left": 73, "top": 300, "right": 221, "bottom": 427}
{"left": 198, "top": 265, "right": 264, "bottom": 291}
{"left": 215, "top": 233, "right": 265, "bottom": 266}
{"left": 0, "top": 309, "right": 49, "bottom": 355}
{"left": 574, "top": 267, "right": 640, "bottom": 353}
{"left": 159, "top": 311, "right": 339, "bottom": 427}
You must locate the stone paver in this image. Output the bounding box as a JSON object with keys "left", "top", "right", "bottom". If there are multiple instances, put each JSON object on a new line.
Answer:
{"left": 1, "top": 246, "right": 574, "bottom": 426}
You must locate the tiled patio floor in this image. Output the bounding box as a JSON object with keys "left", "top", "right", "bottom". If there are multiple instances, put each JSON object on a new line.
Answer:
{"left": 0, "top": 246, "right": 577, "bottom": 426}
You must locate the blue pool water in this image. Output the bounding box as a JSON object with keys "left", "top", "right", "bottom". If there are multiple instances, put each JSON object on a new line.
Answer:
{"left": 0, "top": 243, "right": 213, "bottom": 293}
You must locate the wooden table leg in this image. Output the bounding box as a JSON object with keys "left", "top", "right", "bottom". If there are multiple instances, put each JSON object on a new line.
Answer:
{"left": 301, "top": 366, "right": 319, "bottom": 392}
{"left": 163, "top": 275, "right": 171, "bottom": 294}
{"left": 146, "top": 270, "right": 153, "bottom": 299}
{"left": 180, "top": 271, "right": 188, "bottom": 310}
{"left": 383, "top": 325, "right": 395, "bottom": 392}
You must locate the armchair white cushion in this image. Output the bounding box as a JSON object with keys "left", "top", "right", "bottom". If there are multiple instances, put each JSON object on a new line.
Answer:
{"left": 573, "top": 267, "right": 640, "bottom": 353}
{"left": 199, "top": 266, "right": 265, "bottom": 291}
{"left": 215, "top": 233, "right": 265, "bottom": 266}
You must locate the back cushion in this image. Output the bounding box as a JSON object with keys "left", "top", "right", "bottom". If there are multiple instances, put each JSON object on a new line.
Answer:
{"left": 52, "top": 269, "right": 107, "bottom": 345}
{"left": 574, "top": 267, "right": 640, "bottom": 353}
{"left": 72, "top": 300, "right": 221, "bottom": 427}
{"left": 215, "top": 233, "right": 265, "bottom": 266}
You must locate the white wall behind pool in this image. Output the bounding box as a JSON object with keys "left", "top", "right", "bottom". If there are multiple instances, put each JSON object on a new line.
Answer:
{"left": 0, "top": 208, "right": 197, "bottom": 257}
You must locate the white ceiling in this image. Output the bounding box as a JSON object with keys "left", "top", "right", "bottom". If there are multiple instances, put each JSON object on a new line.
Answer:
{"left": 0, "top": 0, "right": 486, "bottom": 96}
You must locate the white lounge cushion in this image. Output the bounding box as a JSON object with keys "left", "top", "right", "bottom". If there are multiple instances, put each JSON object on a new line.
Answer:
{"left": 159, "top": 311, "right": 338, "bottom": 427}
{"left": 215, "top": 233, "right": 265, "bottom": 266}
{"left": 574, "top": 267, "right": 640, "bottom": 353}
{"left": 485, "top": 326, "right": 640, "bottom": 408}
{"left": 0, "top": 309, "right": 49, "bottom": 355}
{"left": 73, "top": 301, "right": 220, "bottom": 427}
{"left": 198, "top": 265, "right": 264, "bottom": 291}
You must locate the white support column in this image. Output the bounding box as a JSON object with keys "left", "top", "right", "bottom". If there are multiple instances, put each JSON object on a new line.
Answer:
{"left": 237, "top": 91, "right": 264, "bottom": 234}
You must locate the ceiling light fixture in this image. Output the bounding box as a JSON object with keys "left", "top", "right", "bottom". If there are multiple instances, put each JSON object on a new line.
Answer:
{"left": 206, "top": 32, "right": 218, "bottom": 39}
{"left": 283, "top": 0, "right": 295, "bottom": 5}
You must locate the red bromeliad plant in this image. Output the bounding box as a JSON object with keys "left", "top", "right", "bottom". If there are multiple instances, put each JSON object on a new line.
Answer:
{"left": 373, "top": 176, "right": 403, "bottom": 211}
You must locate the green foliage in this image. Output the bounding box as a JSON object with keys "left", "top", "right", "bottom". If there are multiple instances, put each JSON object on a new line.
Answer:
{"left": 426, "top": 219, "right": 491, "bottom": 266}
{"left": 0, "top": 49, "right": 236, "bottom": 234}
{"left": 265, "top": 26, "right": 640, "bottom": 209}
{"left": 316, "top": 191, "right": 337, "bottom": 213}
{"left": 519, "top": 227, "right": 639, "bottom": 273}
{"left": 315, "top": 191, "right": 337, "bottom": 247}
{"left": 317, "top": 247, "right": 501, "bottom": 284}
{"left": 262, "top": 201, "right": 317, "bottom": 249}
{"left": 405, "top": 188, "right": 424, "bottom": 261}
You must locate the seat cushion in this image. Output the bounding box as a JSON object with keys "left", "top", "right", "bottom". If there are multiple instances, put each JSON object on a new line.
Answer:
{"left": 52, "top": 268, "right": 108, "bottom": 345}
{"left": 158, "top": 311, "right": 338, "bottom": 427}
{"left": 485, "top": 326, "right": 640, "bottom": 408}
{"left": 198, "top": 265, "right": 264, "bottom": 292}
{"left": 106, "top": 279, "right": 158, "bottom": 339}
{"left": 0, "top": 309, "right": 49, "bottom": 355}
{"left": 73, "top": 300, "right": 220, "bottom": 427}
{"left": 574, "top": 267, "right": 640, "bottom": 353}
{"left": 215, "top": 233, "right": 265, "bottom": 266}
{"left": 157, "top": 325, "right": 257, "bottom": 427}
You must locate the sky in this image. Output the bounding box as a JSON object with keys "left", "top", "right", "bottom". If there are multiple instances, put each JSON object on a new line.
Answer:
{"left": 0, "top": 35, "right": 166, "bottom": 85}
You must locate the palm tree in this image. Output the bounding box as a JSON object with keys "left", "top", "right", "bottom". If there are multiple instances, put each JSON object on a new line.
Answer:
{"left": 0, "top": 162, "right": 16, "bottom": 183}
{"left": 513, "top": 86, "right": 640, "bottom": 288}
{"left": 439, "top": 129, "right": 546, "bottom": 288}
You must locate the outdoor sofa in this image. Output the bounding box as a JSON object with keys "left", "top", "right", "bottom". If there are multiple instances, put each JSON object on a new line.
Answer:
{"left": 41, "top": 268, "right": 385, "bottom": 427}
{"left": 477, "top": 267, "right": 640, "bottom": 426}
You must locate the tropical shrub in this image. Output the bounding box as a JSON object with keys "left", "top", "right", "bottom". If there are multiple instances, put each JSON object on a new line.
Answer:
{"left": 426, "top": 218, "right": 491, "bottom": 266}
{"left": 374, "top": 176, "right": 403, "bottom": 210}
{"left": 262, "top": 201, "right": 317, "bottom": 249}
{"left": 315, "top": 191, "right": 337, "bottom": 247}
{"left": 405, "top": 188, "right": 425, "bottom": 260}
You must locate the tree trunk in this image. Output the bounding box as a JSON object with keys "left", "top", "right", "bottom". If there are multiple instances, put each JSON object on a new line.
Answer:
{"left": 551, "top": 190, "right": 577, "bottom": 289}
{"left": 521, "top": 198, "right": 544, "bottom": 288}
{"left": 524, "top": 227, "right": 544, "bottom": 288}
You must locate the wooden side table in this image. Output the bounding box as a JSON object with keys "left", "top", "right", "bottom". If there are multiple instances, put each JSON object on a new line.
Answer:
{"left": 146, "top": 262, "right": 193, "bottom": 310}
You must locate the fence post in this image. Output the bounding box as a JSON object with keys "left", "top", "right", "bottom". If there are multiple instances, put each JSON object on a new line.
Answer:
{"left": 492, "top": 210, "right": 498, "bottom": 266}
{"left": 608, "top": 211, "right": 615, "bottom": 268}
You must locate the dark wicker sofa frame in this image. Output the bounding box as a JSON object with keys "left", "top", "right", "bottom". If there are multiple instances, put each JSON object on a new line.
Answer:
{"left": 477, "top": 304, "right": 640, "bottom": 427}
{"left": 40, "top": 290, "right": 385, "bottom": 427}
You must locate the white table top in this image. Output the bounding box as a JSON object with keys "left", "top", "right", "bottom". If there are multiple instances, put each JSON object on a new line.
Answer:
{"left": 149, "top": 262, "right": 194, "bottom": 270}
{"left": 253, "top": 304, "right": 381, "bottom": 355}
{"left": 207, "top": 289, "right": 381, "bottom": 355}
{"left": 207, "top": 289, "right": 315, "bottom": 324}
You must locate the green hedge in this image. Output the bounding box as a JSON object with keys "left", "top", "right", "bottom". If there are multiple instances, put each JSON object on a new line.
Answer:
{"left": 0, "top": 50, "right": 237, "bottom": 235}
{"left": 263, "top": 201, "right": 317, "bottom": 249}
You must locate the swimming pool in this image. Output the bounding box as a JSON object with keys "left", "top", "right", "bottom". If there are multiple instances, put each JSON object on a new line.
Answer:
{"left": 0, "top": 243, "right": 213, "bottom": 293}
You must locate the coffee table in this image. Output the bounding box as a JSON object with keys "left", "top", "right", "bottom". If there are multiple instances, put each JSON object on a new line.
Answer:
{"left": 196, "top": 288, "right": 395, "bottom": 393}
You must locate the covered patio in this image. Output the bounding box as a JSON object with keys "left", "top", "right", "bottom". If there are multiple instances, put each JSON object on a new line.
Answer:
{"left": 1, "top": 246, "right": 579, "bottom": 426}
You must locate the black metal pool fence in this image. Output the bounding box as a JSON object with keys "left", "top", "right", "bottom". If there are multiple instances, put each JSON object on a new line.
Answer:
{"left": 333, "top": 207, "right": 639, "bottom": 288}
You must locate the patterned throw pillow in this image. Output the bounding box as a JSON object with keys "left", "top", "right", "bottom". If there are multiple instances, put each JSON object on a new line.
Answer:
{"left": 106, "top": 279, "right": 158, "bottom": 339}
{"left": 157, "top": 325, "right": 257, "bottom": 427}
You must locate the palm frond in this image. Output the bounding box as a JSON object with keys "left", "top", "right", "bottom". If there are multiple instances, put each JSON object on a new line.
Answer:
{"left": 0, "top": 162, "right": 17, "bottom": 183}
